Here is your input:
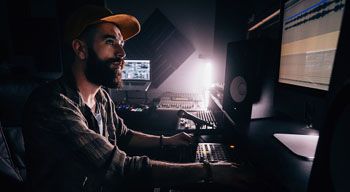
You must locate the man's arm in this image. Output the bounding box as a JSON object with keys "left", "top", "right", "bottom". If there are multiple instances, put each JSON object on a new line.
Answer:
{"left": 109, "top": 97, "right": 192, "bottom": 149}
{"left": 150, "top": 160, "right": 253, "bottom": 189}
{"left": 128, "top": 131, "right": 193, "bottom": 149}
{"left": 150, "top": 160, "right": 206, "bottom": 186}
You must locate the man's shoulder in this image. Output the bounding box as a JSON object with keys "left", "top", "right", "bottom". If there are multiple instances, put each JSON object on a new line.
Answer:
{"left": 29, "top": 79, "right": 63, "bottom": 101}
{"left": 98, "top": 87, "right": 114, "bottom": 104}
{"left": 26, "top": 78, "right": 77, "bottom": 109}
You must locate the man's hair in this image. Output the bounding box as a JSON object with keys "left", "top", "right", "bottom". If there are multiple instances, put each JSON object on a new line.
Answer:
{"left": 63, "top": 22, "right": 117, "bottom": 74}
{"left": 63, "top": 23, "right": 100, "bottom": 74}
{"left": 77, "top": 23, "right": 101, "bottom": 46}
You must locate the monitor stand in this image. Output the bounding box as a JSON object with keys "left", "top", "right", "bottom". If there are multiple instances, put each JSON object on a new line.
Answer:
{"left": 121, "top": 82, "right": 151, "bottom": 91}
{"left": 273, "top": 133, "right": 319, "bottom": 160}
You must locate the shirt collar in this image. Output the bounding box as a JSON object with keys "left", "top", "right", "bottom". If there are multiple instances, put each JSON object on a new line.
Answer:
{"left": 59, "top": 72, "right": 108, "bottom": 107}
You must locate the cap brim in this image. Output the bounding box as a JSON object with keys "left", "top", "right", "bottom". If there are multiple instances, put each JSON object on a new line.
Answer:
{"left": 101, "top": 14, "right": 140, "bottom": 41}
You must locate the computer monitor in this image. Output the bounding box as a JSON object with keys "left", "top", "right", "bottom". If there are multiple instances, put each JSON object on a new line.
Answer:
{"left": 122, "top": 60, "right": 151, "bottom": 81}
{"left": 278, "top": 0, "right": 346, "bottom": 91}
{"left": 274, "top": 0, "right": 347, "bottom": 130}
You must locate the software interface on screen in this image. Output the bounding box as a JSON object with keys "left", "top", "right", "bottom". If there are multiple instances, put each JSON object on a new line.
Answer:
{"left": 122, "top": 60, "right": 151, "bottom": 81}
{"left": 279, "top": 0, "right": 346, "bottom": 90}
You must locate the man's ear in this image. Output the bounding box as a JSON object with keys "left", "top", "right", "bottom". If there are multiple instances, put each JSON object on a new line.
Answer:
{"left": 72, "top": 39, "right": 88, "bottom": 60}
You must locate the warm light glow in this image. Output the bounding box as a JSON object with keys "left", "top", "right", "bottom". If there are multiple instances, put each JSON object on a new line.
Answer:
{"left": 204, "top": 90, "right": 210, "bottom": 109}
{"left": 249, "top": 9, "right": 280, "bottom": 31}
{"left": 203, "top": 61, "right": 212, "bottom": 90}
{"left": 199, "top": 60, "right": 212, "bottom": 109}
{"left": 193, "top": 59, "right": 213, "bottom": 92}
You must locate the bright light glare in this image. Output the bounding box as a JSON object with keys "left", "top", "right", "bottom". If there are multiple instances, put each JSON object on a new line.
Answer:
{"left": 201, "top": 60, "right": 212, "bottom": 109}
{"left": 203, "top": 61, "right": 212, "bottom": 90}
{"left": 204, "top": 90, "right": 210, "bottom": 109}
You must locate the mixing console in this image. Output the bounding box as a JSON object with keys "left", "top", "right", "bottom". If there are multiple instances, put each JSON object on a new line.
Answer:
{"left": 172, "top": 142, "right": 232, "bottom": 163}
{"left": 177, "top": 110, "right": 217, "bottom": 131}
{"left": 157, "top": 92, "right": 206, "bottom": 111}
{"left": 195, "top": 143, "right": 229, "bottom": 162}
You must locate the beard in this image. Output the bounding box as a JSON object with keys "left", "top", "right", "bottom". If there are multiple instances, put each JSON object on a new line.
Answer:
{"left": 84, "top": 48, "right": 124, "bottom": 89}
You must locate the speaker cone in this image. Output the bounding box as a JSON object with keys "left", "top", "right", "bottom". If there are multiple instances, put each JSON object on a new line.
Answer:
{"left": 230, "top": 76, "right": 247, "bottom": 103}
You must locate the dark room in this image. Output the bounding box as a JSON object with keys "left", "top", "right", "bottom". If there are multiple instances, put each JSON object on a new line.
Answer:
{"left": 0, "top": 0, "right": 349, "bottom": 191}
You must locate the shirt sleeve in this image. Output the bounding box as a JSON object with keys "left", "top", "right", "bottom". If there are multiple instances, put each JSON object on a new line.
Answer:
{"left": 102, "top": 92, "right": 135, "bottom": 149}
{"left": 24, "top": 92, "right": 152, "bottom": 189}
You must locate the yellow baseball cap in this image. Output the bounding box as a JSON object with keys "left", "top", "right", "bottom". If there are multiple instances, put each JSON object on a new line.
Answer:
{"left": 64, "top": 4, "right": 140, "bottom": 43}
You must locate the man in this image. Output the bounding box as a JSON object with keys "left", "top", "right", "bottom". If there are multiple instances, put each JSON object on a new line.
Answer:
{"left": 23, "top": 5, "right": 251, "bottom": 192}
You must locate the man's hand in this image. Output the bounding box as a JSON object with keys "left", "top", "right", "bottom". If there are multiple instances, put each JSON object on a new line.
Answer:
{"left": 164, "top": 132, "right": 193, "bottom": 146}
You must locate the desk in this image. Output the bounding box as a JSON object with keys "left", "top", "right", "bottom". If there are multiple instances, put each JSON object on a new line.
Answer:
{"left": 247, "top": 118, "right": 319, "bottom": 192}
{"left": 117, "top": 92, "right": 318, "bottom": 191}
{"left": 208, "top": 92, "right": 319, "bottom": 191}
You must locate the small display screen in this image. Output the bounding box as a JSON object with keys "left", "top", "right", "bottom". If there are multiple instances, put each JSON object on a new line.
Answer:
{"left": 122, "top": 60, "right": 150, "bottom": 81}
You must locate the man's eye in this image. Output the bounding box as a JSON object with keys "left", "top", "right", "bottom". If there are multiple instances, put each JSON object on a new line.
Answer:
{"left": 106, "top": 39, "right": 115, "bottom": 45}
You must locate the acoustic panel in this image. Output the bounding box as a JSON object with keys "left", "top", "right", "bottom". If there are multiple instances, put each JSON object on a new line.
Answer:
{"left": 124, "top": 9, "right": 195, "bottom": 88}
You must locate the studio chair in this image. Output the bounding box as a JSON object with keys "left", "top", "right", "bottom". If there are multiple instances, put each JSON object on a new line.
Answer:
{"left": 0, "top": 78, "right": 44, "bottom": 192}
{"left": 0, "top": 121, "right": 24, "bottom": 192}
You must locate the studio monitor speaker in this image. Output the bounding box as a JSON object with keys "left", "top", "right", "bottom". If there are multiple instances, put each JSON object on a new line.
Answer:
{"left": 308, "top": 81, "right": 350, "bottom": 192}
{"left": 223, "top": 40, "right": 265, "bottom": 130}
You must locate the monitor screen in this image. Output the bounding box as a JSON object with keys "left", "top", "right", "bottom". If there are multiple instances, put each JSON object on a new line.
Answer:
{"left": 279, "top": 0, "right": 346, "bottom": 91}
{"left": 122, "top": 60, "right": 151, "bottom": 81}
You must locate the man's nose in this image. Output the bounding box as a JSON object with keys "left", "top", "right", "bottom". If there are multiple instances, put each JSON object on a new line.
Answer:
{"left": 115, "top": 44, "right": 126, "bottom": 59}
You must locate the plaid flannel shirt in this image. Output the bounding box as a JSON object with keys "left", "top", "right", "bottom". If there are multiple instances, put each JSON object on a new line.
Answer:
{"left": 23, "top": 75, "right": 151, "bottom": 192}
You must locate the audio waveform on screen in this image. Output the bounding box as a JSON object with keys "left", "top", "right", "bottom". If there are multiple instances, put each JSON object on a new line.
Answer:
{"left": 285, "top": 0, "right": 329, "bottom": 23}
{"left": 284, "top": 0, "right": 345, "bottom": 30}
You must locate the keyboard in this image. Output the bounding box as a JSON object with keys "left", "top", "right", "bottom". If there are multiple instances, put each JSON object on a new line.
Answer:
{"left": 160, "top": 143, "right": 232, "bottom": 163}
{"left": 195, "top": 143, "right": 228, "bottom": 162}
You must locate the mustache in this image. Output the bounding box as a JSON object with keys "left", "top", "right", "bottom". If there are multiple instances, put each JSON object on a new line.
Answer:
{"left": 107, "top": 57, "right": 125, "bottom": 69}
{"left": 106, "top": 57, "right": 123, "bottom": 63}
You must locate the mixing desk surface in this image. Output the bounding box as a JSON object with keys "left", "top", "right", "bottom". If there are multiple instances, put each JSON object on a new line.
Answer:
{"left": 170, "top": 142, "right": 234, "bottom": 163}
{"left": 195, "top": 143, "right": 229, "bottom": 162}
{"left": 177, "top": 110, "right": 217, "bottom": 131}
{"left": 157, "top": 92, "right": 206, "bottom": 111}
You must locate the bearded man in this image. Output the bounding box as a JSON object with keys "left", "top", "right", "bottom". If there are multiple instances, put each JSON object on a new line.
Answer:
{"left": 23, "top": 5, "right": 249, "bottom": 192}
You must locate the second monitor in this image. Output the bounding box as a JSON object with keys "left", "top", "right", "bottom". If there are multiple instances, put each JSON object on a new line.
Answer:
{"left": 121, "top": 59, "right": 151, "bottom": 91}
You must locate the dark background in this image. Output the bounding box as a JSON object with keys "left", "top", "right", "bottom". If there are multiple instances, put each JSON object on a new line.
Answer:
{"left": 1, "top": 0, "right": 349, "bottom": 134}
